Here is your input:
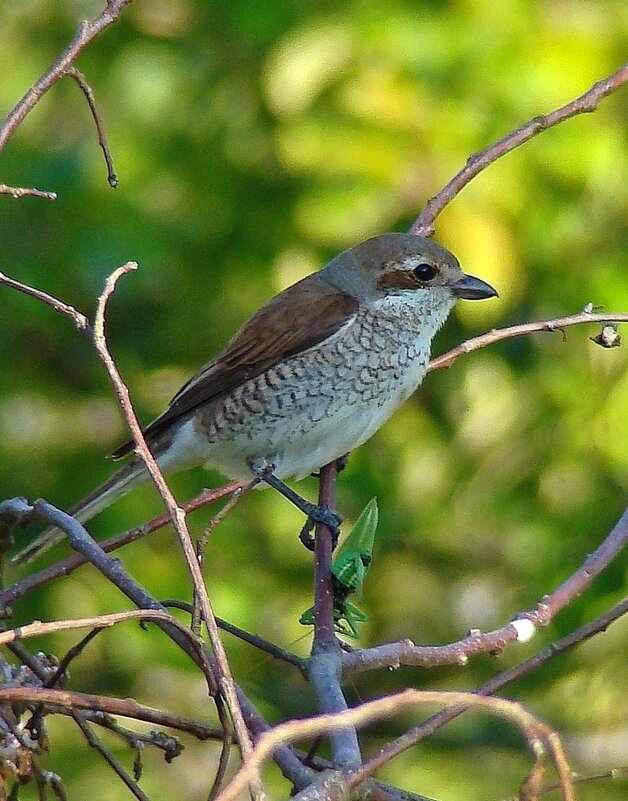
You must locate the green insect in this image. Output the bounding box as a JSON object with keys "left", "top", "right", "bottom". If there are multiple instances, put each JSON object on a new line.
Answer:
{"left": 300, "top": 498, "right": 378, "bottom": 638}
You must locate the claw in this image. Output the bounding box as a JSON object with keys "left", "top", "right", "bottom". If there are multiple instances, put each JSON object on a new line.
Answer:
{"left": 299, "top": 505, "right": 342, "bottom": 550}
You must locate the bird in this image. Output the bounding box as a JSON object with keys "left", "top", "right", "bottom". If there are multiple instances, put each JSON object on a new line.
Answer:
{"left": 13, "top": 232, "right": 497, "bottom": 565}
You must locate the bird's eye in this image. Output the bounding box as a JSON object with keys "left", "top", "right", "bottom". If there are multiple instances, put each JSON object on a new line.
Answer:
{"left": 413, "top": 263, "right": 436, "bottom": 282}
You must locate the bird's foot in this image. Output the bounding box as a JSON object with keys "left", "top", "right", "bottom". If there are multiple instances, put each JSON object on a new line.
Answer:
{"left": 298, "top": 506, "right": 342, "bottom": 551}
{"left": 249, "top": 461, "right": 342, "bottom": 549}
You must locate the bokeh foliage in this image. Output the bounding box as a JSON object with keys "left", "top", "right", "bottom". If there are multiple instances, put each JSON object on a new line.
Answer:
{"left": 0, "top": 1, "right": 626, "bottom": 799}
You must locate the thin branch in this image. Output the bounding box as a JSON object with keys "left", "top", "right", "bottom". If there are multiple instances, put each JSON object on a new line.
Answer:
{"left": 0, "top": 485, "right": 242, "bottom": 609}
{"left": 63, "top": 66, "right": 118, "bottom": 187}
{"left": 162, "top": 600, "right": 308, "bottom": 673}
{"left": 343, "top": 505, "right": 628, "bottom": 675}
{"left": 92, "top": 264, "right": 264, "bottom": 798}
{"left": 192, "top": 483, "right": 251, "bottom": 636}
{"left": 0, "top": 184, "right": 57, "bottom": 200}
{"left": 0, "top": 686, "right": 219, "bottom": 742}
{"left": 533, "top": 766, "right": 628, "bottom": 799}
{"left": 0, "top": 1, "right": 134, "bottom": 152}
{"left": 353, "top": 599, "right": 628, "bottom": 779}
{"left": 44, "top": 629, "right": 104, "bottom": 689}
{"left": 429, "top": 311, "right": 628, "bottom": 373}
{"left": 523, "top": 506, "right": 628, "bottom": 626}
{"left": 72, "top": 714, "right": 150, "bottom": 801}
{"left": 0, "top": 608, "right": 197, "bottom": 647}
{"left": 85, "top": 713, "right": 183, "bottom": 762}
{"left": 196, "top": 485, "right": 249, "bottom": 564}
{"left": 217, "top": 690, "right": 574, "bottom": 801}
{"left": 411, "top": 62, "right": 628, "bottom": 236}
{"left": 0, "top": 272, "right": 91, "bottom": 335}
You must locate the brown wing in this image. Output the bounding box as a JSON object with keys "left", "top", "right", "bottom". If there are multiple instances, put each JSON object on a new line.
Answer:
{"left": 112, "top": 275, "right": 358, "bottom": 458}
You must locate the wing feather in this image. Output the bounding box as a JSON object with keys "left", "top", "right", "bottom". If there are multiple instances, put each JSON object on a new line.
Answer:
{"left": 112, "top": 276, "right": 358, "bottom": 458}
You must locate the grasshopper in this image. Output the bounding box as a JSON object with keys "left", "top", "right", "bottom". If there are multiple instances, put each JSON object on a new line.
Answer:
{"left": 300, "top": 498, "right": 378, "bottom": 638}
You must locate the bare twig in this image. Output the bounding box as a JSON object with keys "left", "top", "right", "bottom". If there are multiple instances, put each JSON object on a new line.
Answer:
{"left": 343, "top": 505, "right": 628, "bottom": 674}
{"left": 63, "top": 67, "right": 118, "bottom": 187}
{"left": 411, "top": 62, "right": 628, "bottom": 236}
{"left": 163, "top": 600, "right": 308, "bottom": 673}
{"left": 533, "top": 766, "right": 628, "bottom": 799}
{"left": 43, "top": 629, "right": 104, "bottom": 691}
{"left": 72, "top": 714, "right": 149, "bottom": 801}
{"left": 92, "top": 264, "right": 263, "bottom": 798}
{"left": 0, "top": 686, "right": 220, "bottom": 742}
{"left": 0, "top": 272, "right": 91, "bottom": 335}
{"left": 0, "top": 608, "right": 198, "bottom": 647}
{"left": 196, "top": 485, "right": 249, "bottom": 563}
{"left": 0, "top": 183, "right": 57, "bottom": 200}
{"left": 218, "top": 690, "right": 574, "bottom": 801}
{"left": 86, "top": 714, "right": 183, "bottom": 762}
{"left": 429, "top": 311, "right": 628, "bottom": 373}
{"left": 192, "top": 483, "right": 251, "bottom": 636}
{"left": 192, "top": 484, "right": 248, "bottom": 797}
{"left": 0, "top": 485, "right": 242, "bottom": 609}
{"left": 351, "top": 599, "right": 628, "bottom": 780}
{"left": 524, "top": 505, "right": 628, "bottom": 626}
{"left": 0, "top": 1, "right": 134, "bottom": 153}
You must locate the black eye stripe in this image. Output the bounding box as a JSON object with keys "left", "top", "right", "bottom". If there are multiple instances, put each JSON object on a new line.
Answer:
{"left": 413, "top": 263, "right": 436, "bottom": 281}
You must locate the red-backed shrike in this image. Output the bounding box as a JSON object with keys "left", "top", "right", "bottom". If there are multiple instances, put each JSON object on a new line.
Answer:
{"left": 14, "top": 232, "right": 497, "bottom": 564}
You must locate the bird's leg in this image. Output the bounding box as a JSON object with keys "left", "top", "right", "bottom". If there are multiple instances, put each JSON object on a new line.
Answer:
{"left": 310, "top": 453, "right": 349, "bottom": 478}
{"left": 249, "top": 461, "right": 342, "bottom": 549}
{"left": 336, "top": 453, "right": 350, "bottom": 473}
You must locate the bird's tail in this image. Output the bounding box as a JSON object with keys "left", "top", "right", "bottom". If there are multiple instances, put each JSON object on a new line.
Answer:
{"left": 12, "top": 459, "right": 150, "bottom": 566}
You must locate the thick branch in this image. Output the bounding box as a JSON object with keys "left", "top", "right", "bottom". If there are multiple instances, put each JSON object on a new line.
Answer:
{"left": 310, "top": 460, "right": 362, "bottom": 770}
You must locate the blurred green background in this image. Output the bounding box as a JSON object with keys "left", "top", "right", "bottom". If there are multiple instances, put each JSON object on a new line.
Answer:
{"left": 0, "top": 1, "right": 626, "bottom": 799}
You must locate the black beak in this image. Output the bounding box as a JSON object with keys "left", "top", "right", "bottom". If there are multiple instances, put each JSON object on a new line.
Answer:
{"left": 452, "top": 273, "right": 498, "bottom": 300}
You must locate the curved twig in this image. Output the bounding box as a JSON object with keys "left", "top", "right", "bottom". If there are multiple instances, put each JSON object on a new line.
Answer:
{"left": 411, "top": 62, "right": 628, "bottom": 236}
{"left": 63, "top": 66, "right": 118, "bottom": 187}
{"left": 0, "top": 1, "right": 134, "bottom": 153}
{"left": 92, "top": 264, "right": 263, "bottom": 798}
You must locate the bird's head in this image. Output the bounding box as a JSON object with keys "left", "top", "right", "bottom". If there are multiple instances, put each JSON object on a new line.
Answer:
{"left": 324, "top": 232, "right": 498, "bottom": 305}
